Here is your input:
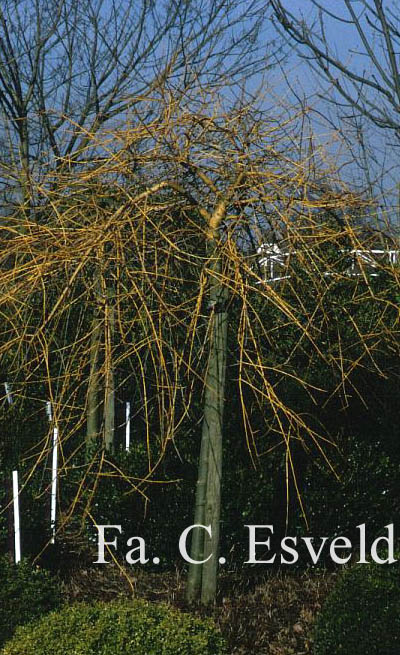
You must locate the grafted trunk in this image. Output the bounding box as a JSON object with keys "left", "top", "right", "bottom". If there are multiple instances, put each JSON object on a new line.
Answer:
{"left": 187, "top": 245, "right": 228, "bottom": 605}
{"left": 200, "top": 269, "right": 228, "bottom": 604}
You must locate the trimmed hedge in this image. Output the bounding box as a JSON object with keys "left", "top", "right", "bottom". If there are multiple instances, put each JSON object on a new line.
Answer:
{"left": 1, "top": 599, "right": 226, "bottom": 655}
{"left": 313, "top": 560, "right": 400, "bottom": 654}
{"left": 0, "top": 556, "right": 61, "bottom": 648}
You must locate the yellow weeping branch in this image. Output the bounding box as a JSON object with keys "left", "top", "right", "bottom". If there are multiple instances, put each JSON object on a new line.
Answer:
{"left": 0, "top": 92, "right": 398, "bottom": 567}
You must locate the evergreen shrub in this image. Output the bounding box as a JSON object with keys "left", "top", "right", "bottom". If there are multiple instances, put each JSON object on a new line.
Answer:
{"left": 2, "top": 598, "right": 226, "bottom": 655}
{"left": 0, "top": 556, "right": 61, "bottom": 647}
{"left": 313, "top": 560, "right": 400, "bottom": 654}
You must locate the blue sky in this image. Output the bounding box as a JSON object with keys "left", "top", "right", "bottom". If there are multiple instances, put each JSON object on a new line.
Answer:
{"left": 266, "top": 1, "right": 400, "bottom": 225}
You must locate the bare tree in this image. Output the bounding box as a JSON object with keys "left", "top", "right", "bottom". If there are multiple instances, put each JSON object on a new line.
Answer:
{"left": 3, "top": 88, "right": 393, "bottom": 601}
{"left": 271, "top": 0, "right": 400, "bottom": 216}
{"left": 0, "top": 0, "right": 277, "bottom": 207}
{"left": 272, "top": 1, "right": 400, "bottom": 133}
{"left": 0, "top": 0, "right": 282, "bottom": 454}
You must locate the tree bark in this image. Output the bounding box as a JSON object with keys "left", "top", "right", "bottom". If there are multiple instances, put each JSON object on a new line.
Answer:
{"left": 201, "top": 265, "right": 228, "bottom": 604}
{"left": 103, "top": 285, "right": 115, "bottom": 453}
{"left": 186, "top": 417, "right": 210, "bottom": 602}
{"left": 186, "top": 244, "right": 228, "bottom": 605}
{"left": 85, "top": 285, "right": 102, "bottom": 460}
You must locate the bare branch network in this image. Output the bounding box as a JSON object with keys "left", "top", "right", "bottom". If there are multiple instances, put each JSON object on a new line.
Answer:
{"left": 1, "top": 91, "right": 399, "bottom": 601}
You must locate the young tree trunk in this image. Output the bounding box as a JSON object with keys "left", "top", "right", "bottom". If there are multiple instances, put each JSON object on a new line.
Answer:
{"left": 103, "top": 361, "right": 115, "bottom": 452}
{"left": 20, "top": 126, "right": 31, "bottom": 214}
{"left": 86, "top": 277, "right": 115, "bottom": 457}
{"left": 103, "top": 286, "right": 115, "bottom": 453}
{"left": 85, "top": 309, "right": 101, "bottom": 460}
{"left": 186, "top": 245, "right": 228, "bottom": 605}
{"left": 186, "top": 417, "right": 210, "bottom": 603}
{"left": 86, "top": 276, "right": 102, "bottom": 460}
{"left": 200, "top": 266, "right": 228, "bottom": 604}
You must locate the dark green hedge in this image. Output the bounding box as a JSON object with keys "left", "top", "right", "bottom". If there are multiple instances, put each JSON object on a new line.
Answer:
{"left": 0, "top": 556, "right": 61, "bottom": 647}
{"left": 313, "top": 560, "right": 400, "bottom": 654}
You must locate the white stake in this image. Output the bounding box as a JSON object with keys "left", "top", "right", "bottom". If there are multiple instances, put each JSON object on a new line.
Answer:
{"left": 125, "top": 401, "right": 131, "bottom": 452}
{"left": 4, "top": 382, "right": 13, "bottom": 405}
{"left": 12, "top": 470, "right": 21, "bottom": 564}
{"left": 50, "top": 426, "right": 58, "bottom": 543}
{"left": 47, "top": 401, "right": 58, "bottom": 543}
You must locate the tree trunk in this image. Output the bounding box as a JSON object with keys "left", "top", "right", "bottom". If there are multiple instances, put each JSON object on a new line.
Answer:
{"left": 201, "top": 271, "right": 228, "bottom": 604}
{"left": 86, "top": 284, "right": 102, "bottom": 460}
{"left": 19, "top": 121, "right": 31, "bottom": 218}
{"left": 103, "top": 363, "right": 115, "bottom": 452}
{"left": 187, "top": 246, "right": 228, "bottom": 605}
{"left": 186, "top": 420, "right": 210, "bottom": 603}
{"left": 103, "top": 286, "right": 115, "bottom": 453}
